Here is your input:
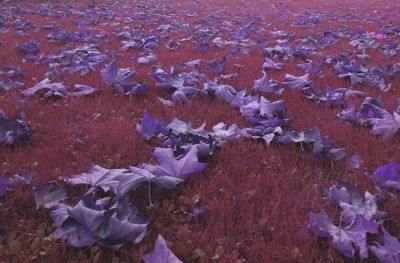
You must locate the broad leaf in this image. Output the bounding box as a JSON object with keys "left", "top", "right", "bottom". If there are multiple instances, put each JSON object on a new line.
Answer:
{"left": 33, "top": 182, "right": 68, "bottom": 209}
{"left": 145, "top": 147, "right": 208, "bottom": 180}
{"left": 116, "top": 166, "right": 183, "bottom": 198}
{"left": 143, "top": 235, "right": 183, "bottom": 263}
{"left": 370, "top": 112, "right": 400, "bottom": 139}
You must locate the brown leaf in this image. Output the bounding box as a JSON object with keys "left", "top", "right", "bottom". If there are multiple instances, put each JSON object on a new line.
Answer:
{"left": 191, "top": 248, "right": 208, "bottom": 260}
{"left": 179, "top": 195, "right": 192, "bottom": 209}
{"left": 215, "top": 245, "right": 224, "bottom": 256}
{"left": 92, "top": 251, "right": 101, "bottom": 263}
{"left": 30, "top": 237, "right": 40, "bottom": 251}
{"left": 9, "top": 240, "right": 22, "bottom": 253}
{"left": 175, "top": 240, "right": 193, "bottom": 258}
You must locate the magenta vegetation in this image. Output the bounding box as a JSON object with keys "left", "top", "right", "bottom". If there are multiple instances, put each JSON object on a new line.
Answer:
{"left": 0, "top": 0, "right": 400, "bottom": 262}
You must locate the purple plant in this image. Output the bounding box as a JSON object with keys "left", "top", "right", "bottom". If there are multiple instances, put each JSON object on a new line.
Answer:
{"left": 142, "top": 235, "right": 183, "bottom": 263}
{"left": 0, "top": 110, "right": 33, "bottom": 146}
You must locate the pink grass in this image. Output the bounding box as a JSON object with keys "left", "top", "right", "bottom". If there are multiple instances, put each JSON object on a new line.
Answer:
{"left": 0, "top": 0, "right": 400, "bottom": 262}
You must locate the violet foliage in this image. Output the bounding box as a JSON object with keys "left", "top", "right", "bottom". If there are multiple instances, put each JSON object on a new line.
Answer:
{"left": 338, "top": 97, "right": 400, "bottom": 139}
{"left": 50, "top": 191, "right": 149, "bottom": 248}
{"left": 47, "top": 44, "right": 107, "bottom": 76}
{"left": 309, "top": 175, "right": 400, "bottom": 262}
{"left": 16, "top": 40, "right": 39, "bottom": 54}
{"left": 0, "top": 79, "right": 24, "bottom": 91}
{"left": 153, "top": 67, "right": 201, "bottom": 103}
{"left": 54, "top": 111, "right": 216, "bottom": 248}
{"left": 0, "top": 110, "right": 33, "bottom": 146}
{"left": 101, "top": 59, "right": 148, "bottom": 96}
{"left": 21, "top": 79, "right": 96, "bottom": 99}
{"left": 142, "top": 235, "right": 183, "bottom": 263}
{"left": 372, "top": 163, "right": 400, "bottom": 190}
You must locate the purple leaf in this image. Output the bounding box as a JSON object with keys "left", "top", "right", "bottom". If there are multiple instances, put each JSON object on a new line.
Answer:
{"left": 68, "top": 84, "right": 96, "bottom": 97}
{"left": 145, "top": 147, "right": 208, "bottom": 180}
{"left": 53, "top": 218, "right": 98, "bottom": 247}
{"left": 121, "top": 40, "right": 144, "bottom": 51}
{"left": 262, "top": 128, "right": 282, "bottom": 146}
{"left": 21, "top": 79, "right": 68, "bottom": 99}
{"left": 249, "top": 117, "right": 285, "bottom": 128}
{"left": 98, "top": 198, "right": 149, "bottom": 244}
{"left": 136, "top": 112, "right": 163, "bottom": 140}
{"left": 252, "top": 71, "right": 283, "bottom": 94}
{"left": 368, "top": 78, "right": 392, "bottom": 93}
{"left": 242, "top": 125, "right": 283, "bottom": 146}
{"left": 326, "top": 179, "right": 386, "bottom": 223}
{"left": 312, "top": 136, "right": 346, "bottom": 161}
{"left": 282, "top": 73, "right": 310, "bottom": 89}
{"left": 0, "top": 110, "right": 33, "bottom": 146}
{"left": 308, "top": 210, "right": 336, "bottom": 238}
{"left": 0, "top": 178, "right": 9, "bottom": 198}
{"left": 347, "top": 154, "right": 362, "bottom": 169}
{"left": 46, "top": 30, "right": 71, "bottom": 43}
{"left": 372, "top": 163, "right": 400, "bottom": 190}
{"left": 259, "top": 98, "right": 286, "bottom": 119}
{"left": 166, "top": 118, "right": 207, "bottom": 138}
{"left": 211, "top": 122, "right": 242, "bottom": 142}
{"left": 370, "top": 112, "right": 400, "bottom": 139}
{"left": 326, "top": 178, "right": 363, "bottom": 207}
{"left": 171, "top": 86, "right": 200, "bottom": 102}
{"left": 16, "top": 40, "right": 39, "bottom": 54}
{"left": 117, "top": 31, "right": 132, "bottom": 40}
{"left": 101, "top": 212, "right": 148, "bottom": 244}
{"left": 331, "top": 215, "right": 378, "bottom": 259}
{"left": 67, "top": 165, "right": 127, "bottom": 191}
{"left": 328, "top": 147, "right": 347, "bottom": 162}
{"left": 207, "top": 55, "right": 228, "bottom": 74}
{"left": 303, "top": 84, "right": 327, "bottom": 102}
{"left": 116, "top": 166, "right": 183, "bottom": 198}
{"left": 309, "top": 211, "right": 378, "bottom": 259}
{"left": 101, "top": 59, "right": 135, "bottom": 86}
{"left": 166, "top": 40, "right": 181, "bottom": 51}
{"left": 230, "top": 93, "right": 257, "bottom": 109}
{"left": 33, "top": 182, "right": 67, "bottom": 209}
{"left": 203, "top": 82, "right": 239, "bottom": 103}
{"left": 137, "top": 54, "right": 158, "bottom": 65}
{"left": 338, "top": 72, "right": 366, "bottom": 86}
{"left": 337, "top": 106, "right": 360, "bottom": 125}
{"left": 113, "top": 82, "right": 148, "bottom": 96}
{"left": 239, "top": 97, "right": 286, "bottom": 120}
{"left": 369, "top": 227, "right": 400, "bottom": 263}
{"left": 52, "top": 193, "right": 105, "bottom": 247}
{"left": 142, "top": 235, "right": 183, "bottom": 263}
{"left": 0, "top": 79, "right": 24, "bottom": 91}
{"left": 179, "top": 142, "right": 216, "bottom": 159}
{"left": 190, "top": 204, "right": 208, "bottom": 219}
{"left": 7, "top": 170, "right": 36, "bottom": 188}
{"left": 50, "top": 203, "right": 70, "bottom": 227}
{"left": 297, "top": 60, "right": 322, "bottom": 75}
{"left": 51, "top": 192, "right": 149, "bottom": 248}
{"left": 215, "top": 73, "right": 238, "bottom": 82}
{"left": 185, "top": 59, "right": 203, "bottom": 69}
{"left": 263, "top": 57, "right": 283, "bottom": 70}
{"left": 69, "top": 194, "right": 106, "bottom": 233}
{"left": 327, "top": 88, "right": 364, "bottom": 103}
{"left": 339, "top": 192, "right": 385, "bottom": 223}
{"left": 279, "top": 126, "right": 320, "bottom": 144}
{"left": 154, "top": 68, "right": 194, "bottom": 92}
{"left": 0, "top": 66, "right": 25, "bottom": 78}
{"left": 359, "top": 97, "right": 384, "bottom": 121}
{"left": 57, "top": 44, "right": 106, "bottom": 76}
{"left": 158, "top": 97, "right": 175, "bottom": 107}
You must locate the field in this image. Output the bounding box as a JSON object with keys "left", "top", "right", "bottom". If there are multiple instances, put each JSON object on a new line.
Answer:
{"left": 1, "top": 0, "right": 400, "bottom": 262}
